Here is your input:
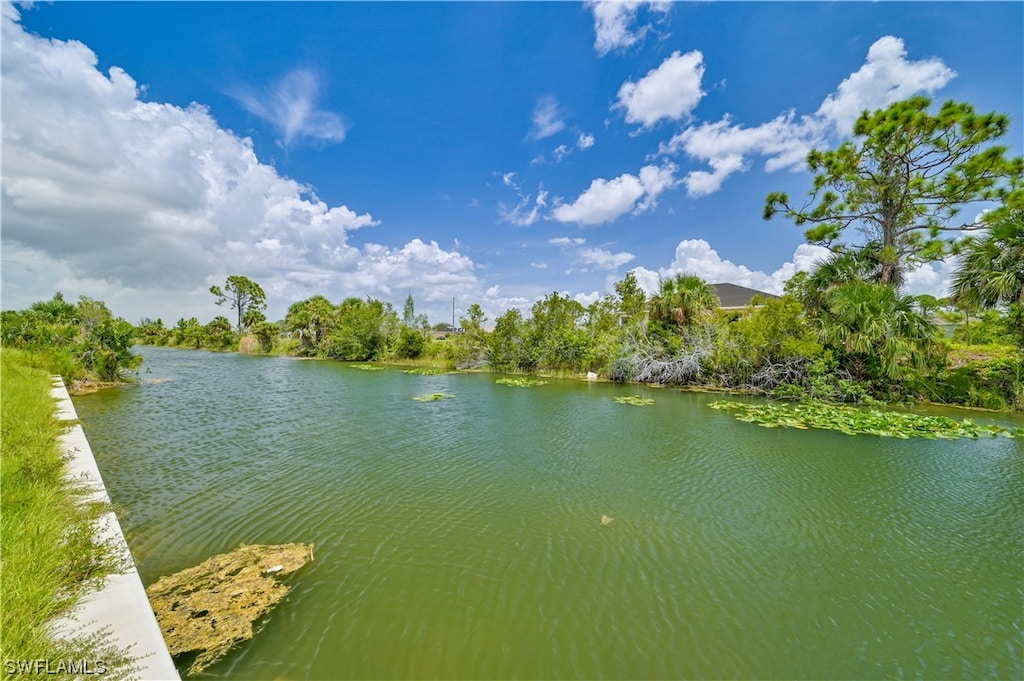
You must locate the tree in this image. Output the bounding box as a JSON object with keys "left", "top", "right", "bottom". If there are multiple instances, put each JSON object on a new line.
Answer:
{"left": 765, "top": 97, "right": 1024, "bottom": 286}
{"left": 614, "top": 271, "right": 647, "bottom": 326}
{"left": 820, "top": 281, "right": 937, "bottom": 382}
{"left": 285, "top": 295, "right": 337, "bottom": 355}
{"left": 210, "top": 275, "right": 267, "bottom": 331}
{"left": 951, "top": 209, "right": 1024, "bottom": 308}
{"left": 649, "top": 274, "right": 718, "bottom": 329}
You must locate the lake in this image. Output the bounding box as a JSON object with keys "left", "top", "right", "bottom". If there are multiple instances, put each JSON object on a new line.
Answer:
{"left": 73, "top": 346, "right": 1023, "bottom": 679}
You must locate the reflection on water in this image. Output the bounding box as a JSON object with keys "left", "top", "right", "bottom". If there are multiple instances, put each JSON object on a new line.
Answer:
{"left": 74, "top": 346, "right": 1023, "bottom": 680}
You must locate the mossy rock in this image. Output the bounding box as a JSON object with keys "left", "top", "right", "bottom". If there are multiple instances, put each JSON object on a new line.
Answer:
{"left": 146, "top": 543, "right": 314, "bottom": 675}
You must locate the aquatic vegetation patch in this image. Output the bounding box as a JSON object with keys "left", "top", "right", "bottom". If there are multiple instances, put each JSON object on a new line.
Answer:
{"left": 613, "top": 395, "right": 655, "bottom": 406}
{"left": 351, "top": 364, "right": 384, "bottom": 371}
{"left": 708, "top": 400, "right": 1021, "bottom": 439}
{"left": 403, "top": 368, "right": 450, "bottom": 375}
{"left": 146, "top": 543, "right": 314, "bottom": 676}
{"left": 496, "top": 377, "right": 548, "bottom": 387}
{"left": 413, "top": 393, "right": 454, "bottom": 401}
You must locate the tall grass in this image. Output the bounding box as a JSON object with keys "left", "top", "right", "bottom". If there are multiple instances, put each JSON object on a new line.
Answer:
{"left": 1, "top": 349, "right": 136, "bottom": 678}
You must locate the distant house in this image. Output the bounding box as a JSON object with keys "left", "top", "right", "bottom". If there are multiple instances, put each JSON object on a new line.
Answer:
{"left": 430, "top": 325, "right": 463, "bottom": 340}
{"left": 710, "top": 283, "right": 780, "bottom": 311}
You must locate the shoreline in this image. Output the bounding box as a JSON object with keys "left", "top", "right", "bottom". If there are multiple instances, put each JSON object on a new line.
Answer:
{"left": 133, "top": 343, "right": 1022, "bottom": 416}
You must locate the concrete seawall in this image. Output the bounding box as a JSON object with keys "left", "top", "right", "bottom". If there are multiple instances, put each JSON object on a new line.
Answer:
{"left": 50, "top": 377, "right": 180, "bottom": 681}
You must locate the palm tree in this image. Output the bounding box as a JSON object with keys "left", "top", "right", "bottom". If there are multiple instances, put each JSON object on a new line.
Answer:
{"left": 649, "top": 274, "right": 718, "bottom": 328}
{"left": 950, "top": 209, "right": 1024, "bottom": 307}
{"left": 821, "top": 281, "right": 937, "bottom": 381}
{"left": 800, "top": 241, "right": 904, "bottom": 313}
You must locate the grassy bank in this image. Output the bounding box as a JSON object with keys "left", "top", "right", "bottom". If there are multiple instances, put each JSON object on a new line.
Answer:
{"left": 0, "top": 349, "right": 135, "bottom": 678}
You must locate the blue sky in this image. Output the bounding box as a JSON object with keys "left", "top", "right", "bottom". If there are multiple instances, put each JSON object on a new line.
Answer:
{"left": 3, "top": 1, "right": 1022, "bottom": 325}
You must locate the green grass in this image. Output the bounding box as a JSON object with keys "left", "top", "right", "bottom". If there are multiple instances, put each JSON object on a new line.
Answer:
{"left": 1, "top": 349, "right": 137, "bottom": 678}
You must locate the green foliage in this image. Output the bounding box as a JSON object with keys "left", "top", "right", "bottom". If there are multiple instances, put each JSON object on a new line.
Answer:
{"left": 614, "top": 271, "right": 647, "bottom": 325}
{"left": 1, "top": 351, "right": 138, "bottom": 677}
{"left": 210, "top": 275, "right": 267, "bottom": 331}
{"left": 951, "top": 209, "right": 1024, "bottom": 315}
{"left": 285, "top": 295, "right": 336, "bottom": 355}
{"left": 395, "top": 326, "right": 428, "bottom": 359}
{"left": 950, "top": 309, "right": 1012, "bottom": 345}
{"left": 933, "top": 350, "right": 1024, "bottom": 411}
{"left": 495, "top": 377, "right": 548, "bottom": 387}
{"left": 251, "top": 321, "right": 280, "bottom": 353}
{"left": 649, "top": 274, "right": 718, "bottom": 330}
{"left": 613, "top": 395, "right": 654, "bottom": 406}
{"left": 412, "top": 392, "right": 454, "bottom": 402}
{"left": 710, "top": 399, "right": 1020, "bottom": 439}
{"left": 0, "top": 294, "right": 141, "bottom": 382}
{"left": 717, "top": 296, "right": 823, "bottom": 369}
{"left": 202, "top": 315, "right": 238, "bottom": 351}
{"left": 819, "top": 281, "right": 938, "bottom": 382}
{"left": 766, "top": 97, "right": 1024, "bottom": 286}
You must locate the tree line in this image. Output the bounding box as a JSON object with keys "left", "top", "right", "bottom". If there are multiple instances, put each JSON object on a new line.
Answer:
{"left": 2, "top": 97, "right": 1021, "bottom": 407}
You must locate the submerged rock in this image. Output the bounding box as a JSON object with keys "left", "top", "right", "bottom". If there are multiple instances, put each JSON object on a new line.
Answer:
{"left": 146, "top": 542, "right": 313, "bottom": 675}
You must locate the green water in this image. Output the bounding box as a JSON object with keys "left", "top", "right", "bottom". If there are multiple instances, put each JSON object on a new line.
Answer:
{"left": 74, "top": 346, "right": 1023, "bottom": 679}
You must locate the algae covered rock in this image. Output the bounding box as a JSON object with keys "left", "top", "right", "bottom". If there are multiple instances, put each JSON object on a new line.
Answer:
{"left": 146, "top": 542, "right": 313, "bottom": 675}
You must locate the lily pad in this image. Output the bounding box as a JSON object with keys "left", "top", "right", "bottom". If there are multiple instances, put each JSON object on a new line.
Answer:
{"left": 351, "top": 364, "right": 384, "bottom": 371}
{"left": 614, "top": 395, "right": 654, "bottom": 406}
{"left": 403, "top": 368, "right": 449, "bottom": 375}
{"left": 708, "top": 400, "right": 1020, "bottom": 440}
{"left": 413, "top": 392, "right": 454, "bottom": 401}
{"left": 496, "top": 377, "right": 548, "bottom": 387}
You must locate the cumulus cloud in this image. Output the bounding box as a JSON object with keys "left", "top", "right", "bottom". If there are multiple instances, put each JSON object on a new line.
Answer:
{"left": 587, "top": 1, "right": 671, "bottom": 56}
{"left": 0, "top": 7, "right": 479, "bottom": 322}
{"left": 579, "top": 247, "right": 635, "bottom": 270}
{"left": 629, "top": 238, "right": 956, "bottom": 299}
{"left": 549, "top": 236, "right": 634, "bottom": 272}
{"left": 661, "top": 36, "right": 956, "bottom": 197}
{"left": 577, "top": 132, "right": 595, "bottom": 149}
{"left": 528, "top": 96, "right": 566, "bottom": 140}
{"left": 630, "top": 240, "right": 832, "bottom": 296}
{"left": 615, "top": 50, "right": 705, "bottom": 128}
{"left": 227, "top": 68, "right": 348, "bottom": 146}
{"left": 551, "top": 162, "right": 678, "bottom": 225}
{"left": 817, "top": 35, "right": 956, "bottom": 133}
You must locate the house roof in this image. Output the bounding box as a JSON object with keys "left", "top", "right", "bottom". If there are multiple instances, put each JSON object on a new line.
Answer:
{"left": 710, "top": 283, "right": 780, "bottom": 309}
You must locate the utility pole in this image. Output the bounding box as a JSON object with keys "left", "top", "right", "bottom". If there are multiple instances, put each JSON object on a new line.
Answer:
{"left": 452, "top": 297, "right": 456, "bottom": 329}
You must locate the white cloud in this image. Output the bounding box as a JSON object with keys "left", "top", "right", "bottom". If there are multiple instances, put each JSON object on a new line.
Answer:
{"left": 630, "top": 240, "right": 832, "bottom": 296}
{"left": 0, "top": 7, "right": 481, "bottom": 324}
{"left": 661, "top": 36, "right": 956, "bottom": 196}
{"left": 549, "top": 237, "right": 587, "bottom": 246}
{"left": 573, "top": 291, "right": 602, "bottom": 307}
{"left": 577, "top": 132, "right": 595, "bottom": 149}
{"left": 587, "top": 1, "right": 671, "bottom": 56}
{"left": 628, "top": 238, "right": 956, "bottom": 299}
{"left": 227, "top": 68, "right": 347, "bottom": 146}
{"left": 615, "top": 50, "right": 705, "bottom": 128}
{"left": 552, "top": 162, "right": 678, "bottom": 225}
{"left": 552, "top": 144, "right": 571, "bottom": 163}
{"left": 817, "top": 35, "right": 956, "bottom": 133}
{"left": 552, "top": 174, "right": 644, "bottom": 225}
{"left": 579, "top": 247, "right": 635, "bottom": 270}
{"left": 549, "top": 236, "right": 634, "bottom": 272}
{"left": 528, "top": 96, "right": 566, "bottom": 140}
{"left": 500, "top": 188, "right": 548, "bottom": 226}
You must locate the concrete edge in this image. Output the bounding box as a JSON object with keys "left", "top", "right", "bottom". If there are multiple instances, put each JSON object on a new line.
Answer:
{"left": 49, "top": 377, "right": 181, "bottom": 681}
